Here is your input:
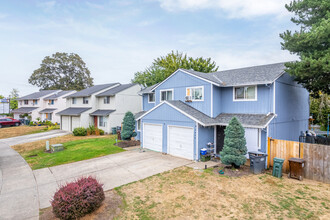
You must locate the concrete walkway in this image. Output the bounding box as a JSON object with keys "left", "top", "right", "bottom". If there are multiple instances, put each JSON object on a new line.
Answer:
{"left": 0, "top": 130, "right": 193, "bottom": 219}
{"left": 0, "top": 130, "right": 70, "bottom": 220}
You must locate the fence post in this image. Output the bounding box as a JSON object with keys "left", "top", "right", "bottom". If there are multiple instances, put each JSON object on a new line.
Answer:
{"left": 267, "top": 137, "right": 271, "bottom": 168}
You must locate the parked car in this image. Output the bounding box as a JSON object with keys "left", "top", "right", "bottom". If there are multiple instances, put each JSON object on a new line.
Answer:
{"left": 0, "top": 117, "right": 21, "bottom": 128}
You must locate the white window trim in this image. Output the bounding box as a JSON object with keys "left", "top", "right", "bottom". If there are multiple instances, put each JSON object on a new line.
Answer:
{"left": 137, "top": 119, "right": 141, "bottom": 131}
{"left": 233, "top": 85, "right": 257, "bottom": 102}
{"left": 186, "top": 86, "right": 204, "bottom": 102}
{"left": 148, "top": 93, "right": 155, "bottom": 103}
{"left": 159, "top": 89, "right": 174, "bottom": 102}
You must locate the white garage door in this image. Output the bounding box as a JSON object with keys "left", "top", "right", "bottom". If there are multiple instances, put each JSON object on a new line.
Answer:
{"left": 143, "top": 123, "right": 163, "bottom": 152}
{"left": 61, "top": 116, "right": 70, "bottom": 131}
{"left": 245, "top": 128, "right": 260, "bottom": 155}
{"left": 71, "top": 116, "right": 80, "bottom": 130}
{"left": 168, "top": 126, "right": 194, "bottom": 160}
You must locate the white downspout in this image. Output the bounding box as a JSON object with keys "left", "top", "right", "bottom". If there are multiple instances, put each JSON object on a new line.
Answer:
{"left": 211, "top": 84, "right": 213, "bottom": 117}
{"left": 196, "top": 122, "right": 199, "bottom": 161}
{"left": 273, "top": 81, "right": 276, "bottom": 114}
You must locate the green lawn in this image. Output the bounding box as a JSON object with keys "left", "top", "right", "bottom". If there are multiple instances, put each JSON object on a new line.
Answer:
{"left": 22, "top": 137, "right": 124, "bottom": 170}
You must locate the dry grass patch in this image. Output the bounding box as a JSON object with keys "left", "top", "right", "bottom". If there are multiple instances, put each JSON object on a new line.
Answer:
{"left": 12, "top": 134, "right": 109, "bottom": 153}
{"left": 116, "top": 167, "right": 330, "bottom": 220}
{"left": 0, "top": 125, "right": 48, "bottom": 139}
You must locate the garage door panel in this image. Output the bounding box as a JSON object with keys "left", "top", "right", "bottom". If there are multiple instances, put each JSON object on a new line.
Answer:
{"left": 61, "top": 116, "right": 70, "bottom": 131}
{"left": 71, "top": 116, "right": 80, "bottom": 130}
{"left": 143, "top": 123, "right": 163, "bottom": 152}
{"left": 168, "top": 126, "right": 194, "bottom": 160}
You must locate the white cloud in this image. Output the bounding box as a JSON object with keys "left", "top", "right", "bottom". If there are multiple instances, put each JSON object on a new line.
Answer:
{"left": 36, "top": 0, "right": 56, "bottom": 11}
{"left": 158, "top": 0, "right": 291, "bottom": 18}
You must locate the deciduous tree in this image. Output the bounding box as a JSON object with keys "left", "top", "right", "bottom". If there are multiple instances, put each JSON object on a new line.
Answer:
{"left": 29, "top": 52, "right": 94, "bottom": 91}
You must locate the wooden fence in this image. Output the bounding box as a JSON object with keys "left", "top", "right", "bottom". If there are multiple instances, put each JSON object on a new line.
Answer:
{"left": 267, "top": 137, "right": 330, "bottom": 184}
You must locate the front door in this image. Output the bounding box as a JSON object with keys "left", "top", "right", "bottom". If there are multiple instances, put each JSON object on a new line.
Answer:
{"left": 216, "top": 126, "right": 226, "bottom": 154}
{"left": 94, "top": 116, "right": 98, "bottom": 128}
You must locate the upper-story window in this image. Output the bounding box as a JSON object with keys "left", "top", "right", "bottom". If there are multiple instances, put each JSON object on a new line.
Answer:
{"left": 186, "top": 86, "right": 203, "bottom": 101}
{"left": 24, "top": 100, "right": 28, "bottom": 105}
{"left": 233, "top": 86, "right": 257, "bottom": 101}
{"left": 104, "top": 96, "right": 110, "bottom": 104}
{"left": 148, "top": 93, "right": 155, "bottom": 103}
{"left": 160, "top": 89, "right": 173, "bottom": 102}
{"left": 33, "top": 100, "right": 38, "bottom": 105}
{"left": 49, "top": 100, "right": 54, "bottom": 105}
{"left": 83, "top": 97, "right": 89, "bottom": 104}
{"left": 72, "top": 98, "right": 77, "bottom": 104}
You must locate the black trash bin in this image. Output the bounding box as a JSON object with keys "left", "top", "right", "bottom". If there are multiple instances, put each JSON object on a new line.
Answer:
{"left": 248, "top": 151, "right": 268, "bottom": 174}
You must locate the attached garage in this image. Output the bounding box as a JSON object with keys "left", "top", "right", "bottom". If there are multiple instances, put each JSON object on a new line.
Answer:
{"left": 167, "top": 126, "right": 194, "bottom": 160}
{"left": 71, "top": 116, "right": 80, "bottom": 130}
{"left": 61, "top": 116, "right": 70, "bottom": 131}
{"left": 143, "top": 123, "right": 163, "bottom": 152}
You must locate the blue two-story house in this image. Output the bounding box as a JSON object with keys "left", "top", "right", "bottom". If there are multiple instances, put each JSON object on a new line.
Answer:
{"left": 135, "top": 62, "right": 309, "bottom": 161}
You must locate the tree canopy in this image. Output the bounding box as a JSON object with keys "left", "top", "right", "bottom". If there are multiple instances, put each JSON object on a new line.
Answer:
{"left": 29, "top": 52, "right": 94, "bottom": 91}
{"left": 280, "top": 0, "right": 330, "bottom": 96}
{"left": 132, "top": 51, "right": 219, "bottom": 87}
{"left": 9, "top": 88, "right": 19, "bottom": 110}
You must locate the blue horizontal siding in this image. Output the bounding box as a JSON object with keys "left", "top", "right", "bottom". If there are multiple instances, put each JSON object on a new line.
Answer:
{"left": 220, "top": 85, "right": 272, "bottom": 114}
{"left": 143, "top": 94, "right": 155, "bottom": 111}
{"left": 198, "top": 125, "right": 214, "bottom": 159}
{"left": 155, "top": 70, "right": 212, "bottom": 117}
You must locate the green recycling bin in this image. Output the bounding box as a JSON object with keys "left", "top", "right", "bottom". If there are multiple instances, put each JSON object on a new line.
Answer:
{"left": 272, "top": 157, "right": 285, "bottom": 178}
{"left": 111, "top": 127, "right": 117, "bottom": 135}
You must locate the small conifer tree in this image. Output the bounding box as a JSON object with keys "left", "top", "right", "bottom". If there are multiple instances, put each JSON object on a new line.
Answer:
{"left": 220, "top": 117, "right": 247, "bottom": 168}
{"left": 121, "top": 111, "right": 137, "bottom": 140}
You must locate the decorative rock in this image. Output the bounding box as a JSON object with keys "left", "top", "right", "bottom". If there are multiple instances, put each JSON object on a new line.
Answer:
{"left": 51, "top": 144, "right": 64, "bottom": 153}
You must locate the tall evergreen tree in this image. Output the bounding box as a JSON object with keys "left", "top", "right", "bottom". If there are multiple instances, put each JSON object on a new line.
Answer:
{"left": 280, "top": 0, "right": 330, "bottom": 96}
{"left": 121, "top": 111, "right": 137, "bottom": 140}
{"left": 132, "top": 51, "right": 219, "bottom": 87}
{"left": 220, "top": 117, "right": 247, "bottom": 168}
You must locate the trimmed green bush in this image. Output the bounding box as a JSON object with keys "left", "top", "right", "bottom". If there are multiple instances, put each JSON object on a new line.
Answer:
{"left": 73, "top": 127, "right": 87, "bottom": 136}
{"left": 99, "top": 129, "right": 105, "bottom": 135}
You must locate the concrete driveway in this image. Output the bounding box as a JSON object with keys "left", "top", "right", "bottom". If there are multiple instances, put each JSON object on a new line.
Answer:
{"left": 34, "top": 149, "right": 192, "bottom": 209}
{"left": 0, "top": 130, "right": 192, "bottom": 219}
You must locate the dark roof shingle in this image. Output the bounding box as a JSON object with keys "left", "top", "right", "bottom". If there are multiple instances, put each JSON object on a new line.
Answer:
{"left": 18, "top": 90, "right": 60, "bottom": 100}
{"left": 96, "top": 84, "right": 136, "bottom": 97}
{"left": 65, "top": 83, "right": 120, "bottom": 98}
{"left": 39, "top": 108, "right": 57, "bottom": 113}
{"left": 56, "top": 107, "right": 91, "bottom": 116}
{"left": 43, "top": 91, "right": 75, "bottom": 100}
{"left": 12, "top": 107, "right": 38, "bottom": 113}
{"left": 90, "top": 109, "right": 115, "bottom": 116}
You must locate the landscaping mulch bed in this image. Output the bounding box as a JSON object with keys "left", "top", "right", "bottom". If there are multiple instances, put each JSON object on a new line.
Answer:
{"left": 213, "top": 164, "right": 252, "bottom": 177}
{"left": 40, "top": 190, "right": 123, "bottom": 220}
{"left": 115, "top": 140, "right": 140, "bottom": 148}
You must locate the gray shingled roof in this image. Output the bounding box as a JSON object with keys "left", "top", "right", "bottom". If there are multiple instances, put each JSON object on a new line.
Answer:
{"left": 39, "top": 108, "right": 57, "bottom": 113}
{"left": 56, "top": 107, "right": 91, "bottom": 116}
{"left": 43, "top": 91, "right": 75, "bottom": 100}
{"left": 65, "top": 83, "right": 120, "bottom": 98}
{"left": 152, "top": 62, "right": 286, "bottom": 90}
{"left": 214, "top": 113, "right": 275, "bottom": 128}
{"left": 139, "top": 83, "right": 159, "bottom": 94}
{"left": 96, "top": 84, "right": 136, "bottom": 97}
{"left": 134, "top": 111, "right": 146, "bottom": 119}
{"left": 18, "top": 90, "right": 60, "bottom": 100}
{"left": 12, "top": 107, "right": 38, "bottom": 113}
{"left": 90, "top": 109, "right": 115, "bottom": 116}
{"left": 138, "top": 100, "right": 275, "bottom": 128}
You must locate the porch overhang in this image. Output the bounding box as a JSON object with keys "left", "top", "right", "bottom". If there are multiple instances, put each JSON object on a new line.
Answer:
{"left": 56, "top": 107, "right": 91, "bottom": 116}
{"left": 39, "top": 108, "right": 57, "bottom": 114}
{"left": 12, "top": 107, "right": 38, "bottom": 114}
{"left": 90, "top": 109, "right": 115, "bottom": 116}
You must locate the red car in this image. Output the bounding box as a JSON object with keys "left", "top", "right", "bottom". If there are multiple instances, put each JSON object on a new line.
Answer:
{"left": 0, "top": 117, "right": 21, "bottom": 128}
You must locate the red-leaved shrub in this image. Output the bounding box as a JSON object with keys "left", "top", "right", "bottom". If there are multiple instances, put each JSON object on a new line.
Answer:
{"left": 51, "top": 177, "right": 105, "bottom": 220}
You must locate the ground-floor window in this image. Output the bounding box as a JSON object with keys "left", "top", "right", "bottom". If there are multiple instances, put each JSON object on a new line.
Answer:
{"left": 137, "top": 119, "right": 141, "bottom": 131}
{"left": 47, "top": 113, "right": 52, "bottom": 121}
{"left": 99, "top": 116, "right": 106, "bottom": 127}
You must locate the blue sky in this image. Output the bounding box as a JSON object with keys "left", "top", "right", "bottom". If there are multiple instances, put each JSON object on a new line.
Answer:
{"left": 0, "top": 0, "right": 297, "bottom": 97}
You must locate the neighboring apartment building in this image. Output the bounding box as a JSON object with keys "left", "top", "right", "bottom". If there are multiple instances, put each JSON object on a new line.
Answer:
{"left": 12, "top": 90, "right": 76, "bottom": 123}
{"left": 57, "top": 83, "right": 142, "bottom": 133}
{"left": 135, "top": 62, "right": 309, "bottom": 161}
